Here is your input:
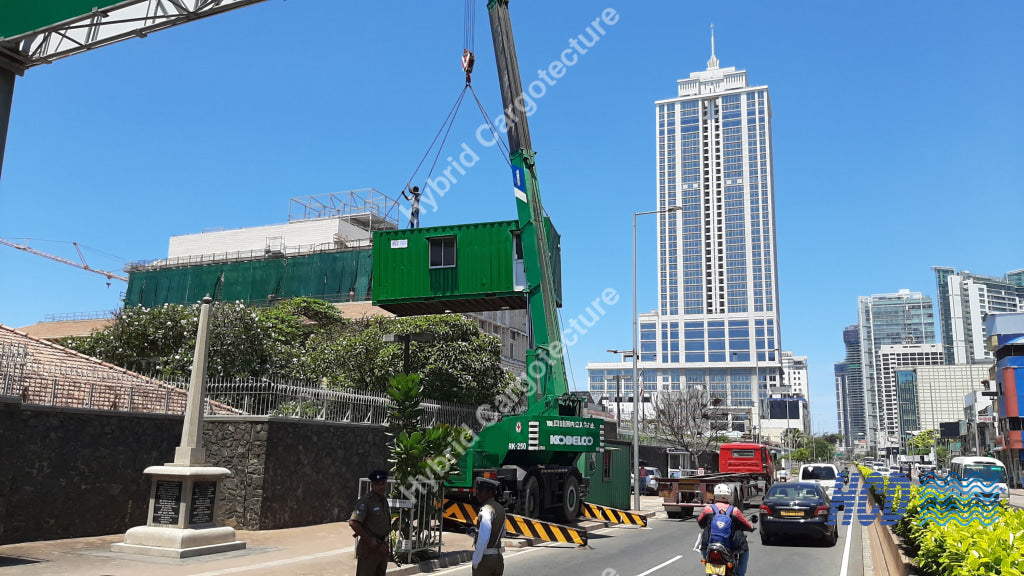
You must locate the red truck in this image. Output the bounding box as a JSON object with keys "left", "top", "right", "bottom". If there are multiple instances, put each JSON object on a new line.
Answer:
{"left": 659, "top": 443, "right": 774, "bottom": 519}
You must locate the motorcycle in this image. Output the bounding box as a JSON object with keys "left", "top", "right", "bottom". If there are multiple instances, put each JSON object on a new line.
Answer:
{"left": 701, "top": 515, "right": 758, "bottom": 575}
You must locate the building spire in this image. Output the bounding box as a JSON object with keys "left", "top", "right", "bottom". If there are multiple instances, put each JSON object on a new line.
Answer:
{"left": 707, "top": 23, "right": 720, "bottom": 70}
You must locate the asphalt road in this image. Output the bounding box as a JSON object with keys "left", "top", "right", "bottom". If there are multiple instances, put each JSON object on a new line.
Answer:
{"left": 425, "top": 500, "right": 866, "bottom": 576}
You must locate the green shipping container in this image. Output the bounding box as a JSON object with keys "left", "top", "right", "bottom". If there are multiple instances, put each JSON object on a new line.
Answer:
{"left": 578, "top": 441, "right": 631, "bottom": 510}
{"left": 372, "top": 219, "right": 561, "bottom": 316}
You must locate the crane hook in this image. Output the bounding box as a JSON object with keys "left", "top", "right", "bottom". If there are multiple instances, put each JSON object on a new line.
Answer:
{"left": 462, "top": 49, "right": 475, "bottom": 85}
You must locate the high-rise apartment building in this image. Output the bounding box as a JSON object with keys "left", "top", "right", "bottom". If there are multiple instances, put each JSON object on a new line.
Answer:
{"left": 854, "top": 290, "right": 935, "bottom": 454}
{"left": 587, "top": 32, "right": 785, "bottom": 436}
{"left": 876, "top": 343, "right": 944, "bottom": 447}
{"left": 836, "top": 325, "right": 866, "bottom": 449}
{"left": 934, "top": 267, "right": 1024, "bottom": 364}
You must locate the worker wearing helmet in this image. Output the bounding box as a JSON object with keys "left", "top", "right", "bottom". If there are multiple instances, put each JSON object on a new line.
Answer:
{"left": 697, "top": 484, "right": 755, "bottom": 576}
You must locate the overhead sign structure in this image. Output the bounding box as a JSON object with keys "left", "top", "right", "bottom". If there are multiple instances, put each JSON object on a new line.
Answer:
{"left": 0, "top": 0, "right": 268, "bottom": 71}
{"left": 0, "top": 0, "right": 267, "bottom": 180}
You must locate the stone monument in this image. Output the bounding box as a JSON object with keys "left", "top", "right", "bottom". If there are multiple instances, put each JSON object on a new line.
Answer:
{"left": 112, "top": 296, "right": 246, "bottom": 558}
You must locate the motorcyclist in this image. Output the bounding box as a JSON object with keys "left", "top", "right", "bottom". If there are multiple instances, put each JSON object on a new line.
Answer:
{"left": 698, "top": 484, "right": 755, "bottom": 576}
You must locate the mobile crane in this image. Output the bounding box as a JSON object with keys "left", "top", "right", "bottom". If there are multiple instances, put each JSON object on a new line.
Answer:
{"left": 440, "top": 0, "right": 606, "bottom": 523}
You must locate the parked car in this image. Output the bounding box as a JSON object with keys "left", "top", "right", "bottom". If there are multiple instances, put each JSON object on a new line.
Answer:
{"left": 759, "top": 482, "right": 838, "bottom": 546}
{"left": 799, "top": 463, "right": 839, "bottom": 498}
{"left": 631, "top": 466, "right": 662, "bottom": 495}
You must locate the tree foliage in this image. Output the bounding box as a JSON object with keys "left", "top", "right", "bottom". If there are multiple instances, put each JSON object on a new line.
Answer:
{"left": 649, "top": 388, "right": 729, "bottom": 458}
{"left": 61, "top": 298, "right": 514, "bottom": 406}
{"left": 790, "top": 433, "right": 840, "bottom": 462}
{"left": 322, "top": 315, "right": 517, "bottom": 405}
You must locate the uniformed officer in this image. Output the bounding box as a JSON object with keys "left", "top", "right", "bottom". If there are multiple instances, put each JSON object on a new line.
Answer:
{"left": 349, "top": 470, "right": 392, "bottom": 576}
{"left": 471, "top": 477, "right": 506, "bottom": 576}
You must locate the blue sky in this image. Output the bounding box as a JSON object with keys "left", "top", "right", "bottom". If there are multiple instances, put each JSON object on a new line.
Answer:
{"left": 1, "top": 1, "right": 1022, "bottom": 433}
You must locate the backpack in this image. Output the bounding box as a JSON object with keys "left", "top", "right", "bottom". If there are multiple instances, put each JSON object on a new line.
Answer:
{"left": 708, "top": 505, "right": 734, "bottom": 546}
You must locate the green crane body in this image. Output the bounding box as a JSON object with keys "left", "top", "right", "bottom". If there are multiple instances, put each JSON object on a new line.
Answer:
{"left": 445, "top": 0, "right": 604, "bottom": 520}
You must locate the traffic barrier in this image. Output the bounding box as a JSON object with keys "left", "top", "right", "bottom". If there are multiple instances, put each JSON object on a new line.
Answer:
{"left": 580, "top": 502, "right": 648, "bottom": 527}
{"left": 441, "top": 500, "right": 588, "bottom": 545}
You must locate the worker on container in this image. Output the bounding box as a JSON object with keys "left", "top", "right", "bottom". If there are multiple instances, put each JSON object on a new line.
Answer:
{"left": 472, "top": 477, "right": 506, "bottom": 576}
{"left": 698, "top": 484, "right": 756, "bottom": 576}
{"left": 349, "top": 469, "right": 392, "bottom": 576}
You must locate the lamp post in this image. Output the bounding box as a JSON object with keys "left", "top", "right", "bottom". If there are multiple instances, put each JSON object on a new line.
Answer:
{"left": 630, "top": 205, "right": 681, "bottom": 511}
{"left": 383, "top": 332, "right": 435, "bottom": 374}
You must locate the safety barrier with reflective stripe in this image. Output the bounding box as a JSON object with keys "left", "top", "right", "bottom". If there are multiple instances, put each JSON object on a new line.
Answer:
{"left": 443, "top": 499, "right": 479, "bottom": 525}
{"left": 504, "top": 513, "right": 587, "bottom": 545}
{"left": 441, "top": 500, "right": 588, "bottom": 545}
{"left": 580, "top": 502, "right": 648, "bottom": 527}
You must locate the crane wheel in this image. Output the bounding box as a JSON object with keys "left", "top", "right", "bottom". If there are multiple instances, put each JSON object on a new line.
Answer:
{"left": 522, "top": 475, "right": 542, "bottom": 518}
{"left": 557, "top": 474, "right": 582, "bottom": 523}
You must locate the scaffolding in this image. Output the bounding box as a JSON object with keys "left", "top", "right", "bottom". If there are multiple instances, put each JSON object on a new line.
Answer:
{"left": 288, "top": 189, "right": 400, "bottom": 231}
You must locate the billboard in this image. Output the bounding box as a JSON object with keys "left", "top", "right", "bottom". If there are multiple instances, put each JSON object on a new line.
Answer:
{"left": 939, "top": 421, "right": 961, "bottom": 439}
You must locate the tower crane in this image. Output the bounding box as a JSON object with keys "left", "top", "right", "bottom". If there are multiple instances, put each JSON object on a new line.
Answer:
{"left": 0, "top": 238, "right": 128, "bottom": 282}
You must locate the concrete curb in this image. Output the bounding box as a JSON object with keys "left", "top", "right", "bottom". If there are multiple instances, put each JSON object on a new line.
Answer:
{"left": 387, "top": 550, "right": 475, "bottom": 575}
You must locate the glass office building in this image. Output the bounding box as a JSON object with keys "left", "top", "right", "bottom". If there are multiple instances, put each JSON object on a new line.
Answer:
{"left": 856, "top": 290, "right": 936, "bottom": 453}
{"left": 588, "top": 34, "right": 784, "bottom": 434}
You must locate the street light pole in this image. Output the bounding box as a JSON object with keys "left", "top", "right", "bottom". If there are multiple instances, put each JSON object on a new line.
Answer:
{"left": 631, "top": 205, "right": 680, "bottom": 511}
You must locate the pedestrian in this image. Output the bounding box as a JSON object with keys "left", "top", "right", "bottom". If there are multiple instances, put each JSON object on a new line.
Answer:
{"left": 472, "top": 477, "right": 506, "bottom": 576}
{"left": 349, "top": 469, "right": 392, "bottom": 576}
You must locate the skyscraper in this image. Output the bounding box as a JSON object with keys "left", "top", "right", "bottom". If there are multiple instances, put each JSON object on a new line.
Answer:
{"left": 934, "top": 267, "right": 1024, "bottom": 364}
{"left": 836, "top": 325, "right": 866, "bottom": 450}
{"left": 856, "top": 290, "right": 936, "bottom": 455}
{"left": 588, "top": 29, "right": 784, "bottom": 435}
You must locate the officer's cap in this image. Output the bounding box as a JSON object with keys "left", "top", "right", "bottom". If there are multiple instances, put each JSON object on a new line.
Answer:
{"left": 369, "top": 470, "right": 389, "bottom": 483}
{"left": 475, "top": 477, "right": 501, "bottom": 491}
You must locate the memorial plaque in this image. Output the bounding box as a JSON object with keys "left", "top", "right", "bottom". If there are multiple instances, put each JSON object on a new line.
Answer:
{"left": 189, "top": 481, "right": 217, "bottom": 525}
{"left": 152, "top": 480, "right": 183, "bottom": 525}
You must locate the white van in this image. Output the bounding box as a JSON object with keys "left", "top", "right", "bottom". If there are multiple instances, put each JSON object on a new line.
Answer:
{"left": 948, "top": 456, "right": 1009, "bottom": 503}
{"left": 799, "top": 463, "right": 839, "bottom": 497}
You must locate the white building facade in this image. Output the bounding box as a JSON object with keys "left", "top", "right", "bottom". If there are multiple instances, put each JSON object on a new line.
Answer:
{"left": 876, "top": 343, "right": 944, "bottom": 450}
{"left": 588, "top": 34, "right": 790, "bottom": 439}
{"left": 934, "top": 267, "right": 1024, "bottom": 365}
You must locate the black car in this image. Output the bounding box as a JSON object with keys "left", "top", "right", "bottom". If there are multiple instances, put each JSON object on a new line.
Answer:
{"left": 758, "top": 481, "right": 838, "bottom": 546}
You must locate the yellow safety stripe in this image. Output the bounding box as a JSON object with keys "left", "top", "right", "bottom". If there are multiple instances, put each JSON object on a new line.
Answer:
{"left": 442, "top": 500, "right": 479, "bottom": 525}
{"left": 441, "top": 500, "right": 588, "bottom": 545}
{"left": 580, "top": 502, "right": 648, "bottom": 527}
{"left": 505, "top": 513, "right": 587, "bottom": 545}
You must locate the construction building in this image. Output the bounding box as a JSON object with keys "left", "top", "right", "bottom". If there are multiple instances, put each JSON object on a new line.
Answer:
{"left": 118, "top": 190, "right": 528, "bottom": 373}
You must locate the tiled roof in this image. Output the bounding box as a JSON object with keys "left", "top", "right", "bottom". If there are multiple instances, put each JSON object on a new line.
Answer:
{"left": 0, "top": 324, "right": 238, "bottom": 415}
{"left": 15, "top": 318, "right": 114, "bottom": 340}
{"left": 333, "top": 301, "right": 395, "bottom": 320}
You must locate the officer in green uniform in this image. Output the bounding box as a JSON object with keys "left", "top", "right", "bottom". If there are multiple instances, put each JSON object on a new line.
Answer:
{"left": 349, "top": 470, "right": 392, "bottom": 576}
{"left": 472, "top": 477, "right": 506, "bottom": 576}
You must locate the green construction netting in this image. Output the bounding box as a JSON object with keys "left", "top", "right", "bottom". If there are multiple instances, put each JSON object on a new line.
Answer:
{"left": 125, "top": 249, "right": 373, "bottom": 308}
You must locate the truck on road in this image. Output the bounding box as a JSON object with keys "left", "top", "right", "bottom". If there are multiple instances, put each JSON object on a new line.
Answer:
{"left": 658, "top": 442, "right": 774, "bottom": 518}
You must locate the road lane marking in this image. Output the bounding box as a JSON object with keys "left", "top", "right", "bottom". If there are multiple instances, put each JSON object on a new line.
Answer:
{"left": 839, "top": 522, "right": 853, "bottom": 576}
{"left": 635, "top": 554, "right": 682, "bottom": 576}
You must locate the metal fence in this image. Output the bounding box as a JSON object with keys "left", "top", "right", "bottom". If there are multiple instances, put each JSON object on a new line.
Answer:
{"left": 184, "top": 377, "right": 503, "bottom": 431}
{"left": 1, "top": 337, "right": 506, "bottom": 428}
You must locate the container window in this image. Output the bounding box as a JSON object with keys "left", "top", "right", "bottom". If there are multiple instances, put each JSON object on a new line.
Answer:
{"left": 429, "top": 237, "right": 457, "bottom": 268}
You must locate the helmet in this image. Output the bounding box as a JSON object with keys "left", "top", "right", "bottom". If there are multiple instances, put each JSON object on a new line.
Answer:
{"left": 713, "top": 484, "right": 732, "bottom": 501}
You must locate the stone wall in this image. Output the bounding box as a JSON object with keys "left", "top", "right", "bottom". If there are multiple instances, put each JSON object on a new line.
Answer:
{"left": 0, "top": 397, "right": 388, "bottom": 544}
{"left": 0, "top": 396, "right": 180, "bottom": 544}
{"left": 260, "top": 419, "right": 388, "bottom": 529}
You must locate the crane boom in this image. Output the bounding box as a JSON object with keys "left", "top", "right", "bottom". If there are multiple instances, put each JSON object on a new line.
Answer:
{"left": 0, "top": 238, "right": 128, "bottom": 282}
{"left": 487, "top": 0, "right": 571, "bottom": 412}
